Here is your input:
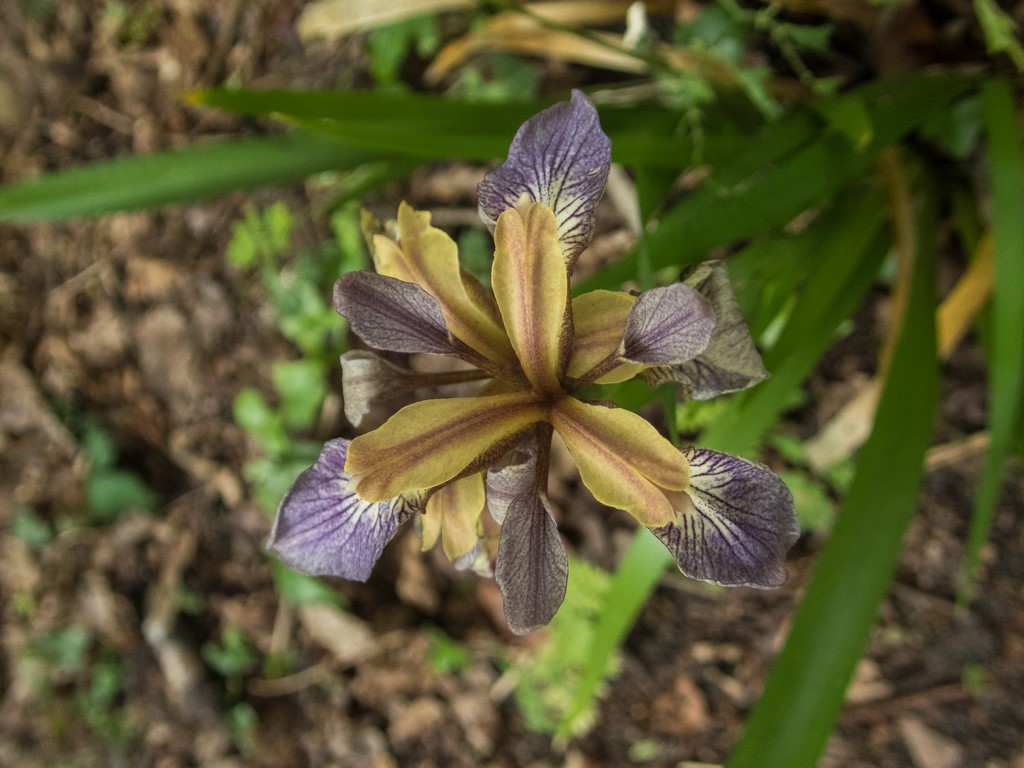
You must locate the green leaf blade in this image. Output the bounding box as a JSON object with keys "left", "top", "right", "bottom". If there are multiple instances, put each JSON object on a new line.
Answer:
{"left": 960, "top": 79, "right": 1024, "bottom": 601}
{"left": 726, "top": 188, "right": 939, "bottom": 768}
{"left": 0, "top": 132, "right": 389, "bottom": 222}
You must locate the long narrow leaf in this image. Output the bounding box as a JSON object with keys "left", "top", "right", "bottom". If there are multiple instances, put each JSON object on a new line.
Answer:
{"left": 580, "top": 73, "right": 973, "bottom": 292}
{"left": 703, "top": 189, "right": 889, "bottom": 456}
{"left": 727, "top": 189, "right": 939, "bottom": 768}
{"left": 194, "top": 86, "right": 742, "bottom": 169}
{"left": 0, "top": 132, "right": 391, "bottom": 222}
{"left": 960, "top": 79, "right": 1024, "bottom": 602}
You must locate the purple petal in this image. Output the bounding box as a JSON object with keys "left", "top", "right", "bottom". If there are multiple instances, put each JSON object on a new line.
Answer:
{"left": 334, "top": 272, "right": 455, "bottom": 355}
{"left": 651, "top": 447, "right": 799, "bottom": 588}
{"left": 621, "top": 283, "right": 716, "bottom": 365}
{"left": 478, "top": 90, "right": 611, "bottom": 267}
{"left": 495, "top": 486, "right": 568, "bottom": 635}
{"left": 641, "top": 262, "right": 769, "bottom": 398}
{"left": 485, "top": 448, "right": 538, "bottom": 525}
{"left": 268, "top": 439, "right": 418, "bottom": 580}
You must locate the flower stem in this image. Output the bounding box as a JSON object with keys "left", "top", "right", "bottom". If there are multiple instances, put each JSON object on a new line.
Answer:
{"left": 567, "top": 351, "right": 623, "bottom": 391}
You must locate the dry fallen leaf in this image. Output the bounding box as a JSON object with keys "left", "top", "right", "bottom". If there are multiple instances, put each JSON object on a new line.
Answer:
{"left": 298, "top": 0, "right": 473, "bottom": 41}
{"left": 899, "top": 714, "right": 965, "bottom": 768}
{"left": 298, "top": 602, "right": 376, "bottom": 665}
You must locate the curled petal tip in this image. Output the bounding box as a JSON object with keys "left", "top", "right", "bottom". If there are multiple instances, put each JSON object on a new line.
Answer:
{"left": 621, "top": 283, "right": 716, "bottom": 366}
{"left": 642, "top": 262, "right": 769, "bottom": 399}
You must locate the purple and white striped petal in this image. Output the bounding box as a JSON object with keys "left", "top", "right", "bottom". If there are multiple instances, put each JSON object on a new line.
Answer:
{"left": 621, "top": 283, "right": 716, "bottom": 365}
{"left": 478, "top": 90, "right": 611, "bottom": 268}
{"left": 334, "top": 271, "right": 456, "bottom": 355}
{"left": 651, "top": 447, "right": 799, "bottom": 588}
{"left": 268, "top": 439, "right": 418, "bottom": 581}
{"left": 495, "top": 486, "right": 568, "bottom": 635}
{"left": 641, "top": 262, "right": 769, "bottom": 399}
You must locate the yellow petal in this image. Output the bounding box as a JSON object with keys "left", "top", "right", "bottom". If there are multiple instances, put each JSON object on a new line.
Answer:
{"left": 421, "top": 500, "right": 442, "bottom": 552}
{"left": 492, "top": 203, "right": 569, "bottom": 396}
{"left": 550, "top": 398, "right": 689, "bottom": 527}
{"left": 567, "top": 289, "right": 644, "bottom": 383}
{"left": 372, "top": 203, "right": 514, "bottom": 366}
{"left": 346, "top": 392, "right": 547, "bottom": 501}
{"left": 423, "top": 473, "right": 486, "bottom": 561}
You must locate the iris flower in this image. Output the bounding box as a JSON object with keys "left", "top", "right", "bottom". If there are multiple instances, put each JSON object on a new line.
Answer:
{"left": 269, "top": 91, "right": 798, "bottom": 634}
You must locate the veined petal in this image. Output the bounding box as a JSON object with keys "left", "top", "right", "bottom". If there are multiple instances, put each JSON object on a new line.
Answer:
{"left": 478, "top": 90, "right": 611, "bottom": 269}
{"left": 495, "top": 484, "right": 568, "bottom": 635}
{"left": 346, "top": 392, "right": 547, "bottom": 501}
{"left": 422, "top": 473, "right": 486, "bottom": 561}
{"left": 550, "top": 398, "right": 689, "bottom": 527}
{"left": 485, "top": 447, "right": 538, "bottom": 525}
{"left": 334, "top": 272, "right": 456, "bottom": 355}
{"left": 372, "top": 203, "right": 514, "bottom": 364}
{"left": 621, "top": 283, "right": 715, "bottom": 365}
{"left": 492, "top": 204, "right": 569, "bottom": 396}
{"left": 268, "top": 439, "right": 418, "bottom": 580}
{"left": 641, "top": 261, "right": 769, "bottom": 399}
{"left": 651, "top": 447, "right": 799, "bottom": 588}
{"left": 567, "top": 289, "right": 643, "bottom": 384}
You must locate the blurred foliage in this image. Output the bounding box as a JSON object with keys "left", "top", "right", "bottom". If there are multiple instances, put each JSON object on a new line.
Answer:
{"left": 428, "top": 629, "right": 473, "bottom": 675}
{"left": 368, "top": 14, "right": 442, "bottom": 89}
{"left": 17, "top": 627, "right": 136, "bottom": 752}
{"left": 11, "top": 507, "right": 54, "bottom": 550}
{"left": 229, "top": 201, "right": 362, "bottom": 515}
{"left": 513, "top": 556, "right": 616, "bottom": 738}
{"left": 77, "top": 416, "right": 157, "bottom": 522}
{"left": 229, "top": 201, "right": 364, "bottom": 628}
{"left": 202, "top": 626, "right": 259, "bottom": 700}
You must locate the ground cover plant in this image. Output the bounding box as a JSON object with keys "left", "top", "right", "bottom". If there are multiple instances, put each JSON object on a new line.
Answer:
{"left": 1, "top": 1, "right": 1022, "bottom": 766}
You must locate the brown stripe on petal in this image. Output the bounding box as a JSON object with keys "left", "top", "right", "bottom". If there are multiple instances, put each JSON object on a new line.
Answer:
{"left": 550, "top": 398, "right": 689, "bottom": 527}
{"left": 566, "top": 289, "right": 641, "bottom": 385}
{"left": 423, "top": 473, "right": 486, "bottom": 561}
{"left": 345, "top": 392, "right": 547, "bottom": 501}
{"left": 391, "top": 203, "right": 517, "bottom": 367}
{"left": 492, "top": 204, "right": 569, "bottom": 397}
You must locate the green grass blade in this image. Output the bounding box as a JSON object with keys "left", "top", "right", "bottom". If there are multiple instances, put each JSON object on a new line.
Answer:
{"left": 0, "top": 132, "right": 390, "bottom": 222}
{"left": 726, "top": 189, "right": 939, "bottom": 768}
{"left": 579, "top": 73, "right": 973, "bottom": 293}
{"left": 703, "top": 189, "right": 889, "bottom": 456}
{"left": 194, "top": 86, "right": 736, "bottom": 168}
{"left": 960, "top": 79, "right": 1024, "bottom": 602}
